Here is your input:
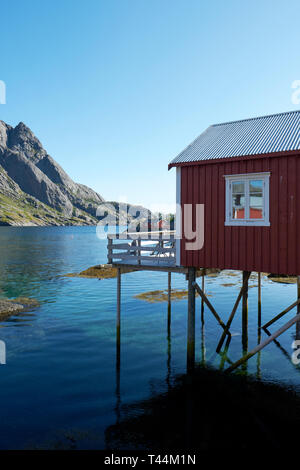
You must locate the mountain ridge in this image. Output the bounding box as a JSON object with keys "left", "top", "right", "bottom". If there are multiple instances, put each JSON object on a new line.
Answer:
{"left": 0, "top": 120, "right": 149, "bottom": 226}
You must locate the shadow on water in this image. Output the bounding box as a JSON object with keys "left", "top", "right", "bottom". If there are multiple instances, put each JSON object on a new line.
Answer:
{"left": 106, "top": 365, "right": 300, "bottom": 450}
{"left": 106, "top": 302, "right": 300, "bottom": 451}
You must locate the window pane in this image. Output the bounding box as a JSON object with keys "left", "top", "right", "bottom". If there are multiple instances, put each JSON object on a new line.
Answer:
{"left": 232, "top": 181, "right": 245, "bottom": 219}
{"left": 250, "top": 193, "right": 263, "bottom": 219}
{"left": 249, "top": 180, "right": 263, "bottom": 193}
{"left": 232, "top": 181, "right": 244, "bottom": 194}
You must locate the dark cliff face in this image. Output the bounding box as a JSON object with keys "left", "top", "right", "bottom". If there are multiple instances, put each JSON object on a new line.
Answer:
{"left": 0, "top": 120, "right": 106, "bottom": 225}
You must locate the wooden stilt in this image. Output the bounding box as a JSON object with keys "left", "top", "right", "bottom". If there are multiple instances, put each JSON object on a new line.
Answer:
{"left": 242, "top": 271, "right": 250, "bottom": 352}
{"left": 116, "top": 268, "right": 121, "bottom": 367}
{"left": 216, "top": 271, "right": 251, "bottom": 353}
{"left": 201, "top": 269, "right": 205, "bottom": 323}
{"left": 258, "top": 272, "right": 261, "bottom": 329}
{"left": 226, "top": 313, "right": 300, "bottom": 373}
{"left": 187, "top": 267, "right": 196, "bottom": 371}
{"left": 168, "top": 272, "right": 171, "bottom": 332}
{"left": 296, "top": 276, "right": 300, "bottom": 339}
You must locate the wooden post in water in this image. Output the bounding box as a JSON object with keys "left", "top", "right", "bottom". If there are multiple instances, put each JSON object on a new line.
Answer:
{"left": 297, "top": 276, "right": 300, "bottom": 340}
{"left": 242, "top": 271, "right": 250, "bottom": 353}
{"left": 258, "top": 272, "right": 262, "bottom": 330}
{"left": 167, "top": 272, "right": 171, "bottom": 332}
{"left": 116, "top": 268, "right": 121, "bottom": 367}
{"left": 187, "top": 267, "right": 196, "bottom": 371}
{"left": 201, "top": 269, "right": 205, "bottom": 324}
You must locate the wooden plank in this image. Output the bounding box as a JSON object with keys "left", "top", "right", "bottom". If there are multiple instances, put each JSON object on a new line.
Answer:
{"left": 108, "top": 231, "right": 175, "bottom": 240}
{"left": 110, "top": 244, "right": 175, "bottom": 253}
{"left": 112, "top": 262, "right": 188, "bottom": 274}
{"left": 112, "top": 253, "right": 175, "bottom": 263}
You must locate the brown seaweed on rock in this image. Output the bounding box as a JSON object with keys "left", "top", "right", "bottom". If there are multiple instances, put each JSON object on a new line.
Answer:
{"left": 0, "top": 297, "right": 39, "bottom": 320}
{"left": 65, "top": 264, "right": 136, "bottom": 279}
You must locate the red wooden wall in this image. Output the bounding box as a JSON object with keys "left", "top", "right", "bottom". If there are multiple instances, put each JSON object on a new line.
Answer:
{"left": 180, "top": 153, "right": 300, "bottom": 275}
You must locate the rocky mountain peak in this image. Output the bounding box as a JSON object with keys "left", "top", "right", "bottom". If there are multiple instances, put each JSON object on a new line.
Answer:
{"left": 8, "top": 121, "right": 46, "bottom": 163}
{"left": 0, "top": 120, "right": 106, "bottom": 224}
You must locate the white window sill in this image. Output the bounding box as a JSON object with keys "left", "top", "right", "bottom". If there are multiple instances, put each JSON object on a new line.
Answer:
{"left": 225, "top": 220, "right": 270, "bottom": 227}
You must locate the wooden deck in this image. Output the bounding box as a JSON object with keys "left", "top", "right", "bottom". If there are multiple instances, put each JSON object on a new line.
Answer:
{"left": 107, "top": 231, "right": 179, "bottom": 270}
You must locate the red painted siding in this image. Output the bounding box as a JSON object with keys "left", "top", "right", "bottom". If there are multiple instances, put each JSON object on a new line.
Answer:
{"left": 180, "top": 154, "right": 300, "bottom": 275}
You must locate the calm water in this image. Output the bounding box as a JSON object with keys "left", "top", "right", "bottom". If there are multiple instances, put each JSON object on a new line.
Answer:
{"left": 0, "top": 226, "right": 299, "bottom": 449}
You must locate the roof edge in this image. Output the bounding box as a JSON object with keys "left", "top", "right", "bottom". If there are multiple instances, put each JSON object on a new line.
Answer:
{"left": 168, "top": 149, "right": 300, "bottom": 169}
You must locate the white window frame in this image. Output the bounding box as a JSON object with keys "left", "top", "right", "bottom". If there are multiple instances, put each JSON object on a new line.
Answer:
{"left": 224, "top": 172, "right": 270, "bottom": 226}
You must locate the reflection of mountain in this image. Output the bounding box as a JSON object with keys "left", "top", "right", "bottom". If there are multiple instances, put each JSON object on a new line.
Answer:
{"left": 0, "top": 227, "right": 73, "bottom": 299}
{"left": 105, "top": 367, "right": 300, "bottom": 449}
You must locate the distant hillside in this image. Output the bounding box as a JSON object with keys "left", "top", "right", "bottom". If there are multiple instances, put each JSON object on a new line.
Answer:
{"left": 0, "top": 121, "right": 150, "bottom": 226}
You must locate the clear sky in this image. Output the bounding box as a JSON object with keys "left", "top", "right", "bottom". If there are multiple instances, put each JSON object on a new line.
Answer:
{"left": 1, "top": 0, "right": 300, "bottom": 211}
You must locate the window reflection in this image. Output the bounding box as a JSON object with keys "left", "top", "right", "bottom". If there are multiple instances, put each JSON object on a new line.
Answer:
{"left": 249, "top": 180, "right": 263, "bottom": 219}
{"left": 232, "top": 181, "right": 245, "bottom": 219}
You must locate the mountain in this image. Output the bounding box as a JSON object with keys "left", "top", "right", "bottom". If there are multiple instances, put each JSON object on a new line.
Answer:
{"left": 0, "top": 121, "right": 150, "bottom": 226}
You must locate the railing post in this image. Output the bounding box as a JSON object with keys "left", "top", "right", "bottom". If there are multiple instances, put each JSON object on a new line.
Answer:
{"left": 108, "top": 237, "right": 113, "bottom": 264}
{"left": 138, "top": 238, "right": 141, "bottom": 266}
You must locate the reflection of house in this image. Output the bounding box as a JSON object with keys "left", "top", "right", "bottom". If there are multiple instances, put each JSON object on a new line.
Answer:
{"left": 169, "top": 110, "right": 300, "bottom": 275}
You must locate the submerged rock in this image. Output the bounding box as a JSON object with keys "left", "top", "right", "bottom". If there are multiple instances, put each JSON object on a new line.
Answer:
{"left": 134, "top": 288, "right": 213, "bottom": 303}
{"left": 0, "top": 300, "right": 24, "bottom": 318}
{"left": 0, "top": 297, "right": 39, "bottom": 319}
{"left": 65, "top": 264, "right": 136, "bottom": 279}
{"left": 268, "top": 273, "right": 297, "bottom": 284}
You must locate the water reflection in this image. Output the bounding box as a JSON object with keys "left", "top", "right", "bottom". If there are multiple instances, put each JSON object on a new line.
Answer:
{"left": 106, "top": 363, "right": 300, "bottom": 450}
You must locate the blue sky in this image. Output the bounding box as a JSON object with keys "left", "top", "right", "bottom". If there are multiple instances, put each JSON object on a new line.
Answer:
{"left": 1, "top": 0, "right": 299, "bottom": 210}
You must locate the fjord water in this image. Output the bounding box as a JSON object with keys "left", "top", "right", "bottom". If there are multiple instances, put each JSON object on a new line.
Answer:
{"left": 0, "top": 226, "right": 299, "bottom": 449}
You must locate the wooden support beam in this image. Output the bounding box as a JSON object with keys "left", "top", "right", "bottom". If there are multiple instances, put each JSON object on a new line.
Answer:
{"left": 258, "top": 272, "right": 262, "bottom": 329}
{"left": 116, "top": 268, "right": 121, "bottom": 367}
{"left": 187, "top": 268, "right": 196, "bottom": 371}
{"left": 262, "top": 298, "right": 300, "bottom": 330}
{"left": 242, "top": 271, "right": 250, "bottom": 352}
{"left": 226, "top": 313, "right": 300, "bottom": 373}
{"left": 193, "top": 281, "right": 229, "bottom": 333}
{"left": 201, "top": 269, "right": 205, "bottom": 324}
{"left": 216, "top": 271, "right": 251, "bottom": 353}
{"left": 296, "top": 276, "right": 300, "bottom": 339}
{"left": 168, "top": 272, "right": 171, "bottom": 332}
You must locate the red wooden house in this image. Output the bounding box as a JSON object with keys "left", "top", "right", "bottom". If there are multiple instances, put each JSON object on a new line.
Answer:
{"left": 169, "top": 110, "right": 300, "bottom": 275}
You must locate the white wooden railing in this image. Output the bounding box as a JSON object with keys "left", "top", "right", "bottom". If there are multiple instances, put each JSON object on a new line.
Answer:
{"left": 107, "top": 231, "right": 176, "bottom": 267}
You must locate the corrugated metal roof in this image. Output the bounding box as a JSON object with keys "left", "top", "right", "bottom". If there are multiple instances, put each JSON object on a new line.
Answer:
{"left": 169, "top": 110, "right": 300, "bottom": 166}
